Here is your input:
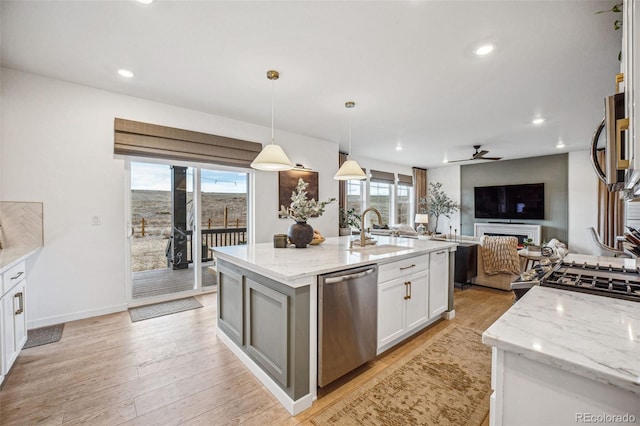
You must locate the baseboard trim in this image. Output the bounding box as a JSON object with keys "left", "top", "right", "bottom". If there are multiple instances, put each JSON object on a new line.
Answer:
{"left": 27, "top": 303, "right": 128, "bottom": 329}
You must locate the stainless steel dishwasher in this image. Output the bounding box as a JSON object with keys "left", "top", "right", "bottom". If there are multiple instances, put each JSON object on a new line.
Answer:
{"left": 318, "top": 264, "right": 378, "bottom": 387}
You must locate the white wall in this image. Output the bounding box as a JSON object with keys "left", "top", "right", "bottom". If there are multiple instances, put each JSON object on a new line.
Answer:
{"left": 567, "top": 150, "right": 599, "bottom": 254}
{"left": 426, "top": 165, "right": 461, "bottom": 234}
{"left": 1, "top": 69, "right": 338, "bottom": 327}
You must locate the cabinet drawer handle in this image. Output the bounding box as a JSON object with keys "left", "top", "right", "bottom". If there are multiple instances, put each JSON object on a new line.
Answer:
{"left": 399, "top": 264, "right": 416, "bottom": 271}
{"left": 11, "top": 271, "right": 24, "bottom": 280}
{"left": 14, "top": 291, "right": 24, "bottom": 315}
{"left": 435, "top": 250, "right": 446, "bottom": 255}
{"left": 404, "top": 281, "right": 410, "bottom": 300}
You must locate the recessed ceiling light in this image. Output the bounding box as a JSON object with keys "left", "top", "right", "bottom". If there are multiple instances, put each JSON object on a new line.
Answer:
{"left": 532, "top": 117, "right": 545, "bottom": 125}
{"left": 395, "top": 145, "right": 402, "bottom": 151}
{"left": 118, "top": 69, "right": 134, "bottom": 78}
{"left": 556, "top": 141, "right": 565, "bottom": 149}
{"left": 137, "top": 0, "right": 153, "bottom": 4}
{"left": 475, "top": 44, "right": 494, "bottom": 56}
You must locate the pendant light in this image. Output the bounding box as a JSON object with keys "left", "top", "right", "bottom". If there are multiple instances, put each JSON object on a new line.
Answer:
{"left": 334, "top": 101, "right": 366, "bottom": 180}
{"left": 250, "top": 70, "right": 294, "bottom": 171}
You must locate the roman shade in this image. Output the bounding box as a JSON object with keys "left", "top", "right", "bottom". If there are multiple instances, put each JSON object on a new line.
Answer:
{"left": 370, "top": 170, "right": 394, "bottom": 184}
{"left": 114, "top": 118, "right": 263, "bottom": 167}
{"left": 397, "top": 174, "right": 413, "bottom": 186}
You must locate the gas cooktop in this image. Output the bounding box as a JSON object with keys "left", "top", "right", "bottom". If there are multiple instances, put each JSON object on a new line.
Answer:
{"left": 540, "top": 260, "right": 640, "bottom": 302}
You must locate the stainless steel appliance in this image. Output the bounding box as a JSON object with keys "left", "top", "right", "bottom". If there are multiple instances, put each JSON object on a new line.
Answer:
{"left": 591, "top": 92, "right": 630, "bottom": 192}
{"left": 318, "top": 264, "right": 378, "bottom": 387}
{"left": 540, "top": 260, "right": 640, "bottom": 302}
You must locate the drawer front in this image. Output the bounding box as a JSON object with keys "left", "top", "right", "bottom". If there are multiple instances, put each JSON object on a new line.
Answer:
{"left": 3, "top": 261, "right": 26, "bottom": 296}
{"left": 378, "top": 254, "right": 428, "bottom": 283}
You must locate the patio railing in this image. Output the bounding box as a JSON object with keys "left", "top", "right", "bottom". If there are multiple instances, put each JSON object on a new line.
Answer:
{"left": 166, "top": 227, "right": 247, "bottom": 267}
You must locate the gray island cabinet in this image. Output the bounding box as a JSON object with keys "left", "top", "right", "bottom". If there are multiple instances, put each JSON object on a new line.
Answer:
{"left": 213, "top": 235, "right": 457, "bottom": 415}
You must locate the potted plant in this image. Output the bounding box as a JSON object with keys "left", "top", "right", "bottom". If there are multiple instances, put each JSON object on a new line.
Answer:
{"left": 339, "top": 207, "right": 360, "bottom": 236}
{"left": 523, "top": 237, "right": 541, "bottom": 253}
{"left": 418, "top": 182, "right": 459, "bottom": 234}
{"left": 279, "top": 178, "right": 335, "bottom": 248}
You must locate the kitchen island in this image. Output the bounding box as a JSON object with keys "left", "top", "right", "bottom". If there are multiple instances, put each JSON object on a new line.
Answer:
{"left": 483, "top": 284, "right": 640, "bottom": 425}
{"left": 212, "top": 235, "right": 457, "bottom": 415}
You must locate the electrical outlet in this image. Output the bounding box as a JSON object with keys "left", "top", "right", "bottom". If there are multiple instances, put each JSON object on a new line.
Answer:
{"left": 91, "top": 216, "right": 101, "bottom": 226}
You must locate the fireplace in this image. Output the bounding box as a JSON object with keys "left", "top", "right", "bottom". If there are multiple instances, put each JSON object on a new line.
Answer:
{"left": 474, "top": 223, "right": 541, "bottom": 245}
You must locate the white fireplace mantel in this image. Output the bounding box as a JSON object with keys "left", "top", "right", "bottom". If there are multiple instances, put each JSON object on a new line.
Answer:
{"left": 474, "top": 223, "right": 542, "bottom": 245}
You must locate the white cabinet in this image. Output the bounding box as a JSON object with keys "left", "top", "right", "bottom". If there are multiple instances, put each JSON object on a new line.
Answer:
{"left": 489, "top": 348, "right": 640, "bottom": 425}
{"left": 377, "top": 270, "right": 429, "bottom": 350}
{"left": 1, "top": 260, "right": 28, "bottom": 385}
{"left": 377, "top": 254, "right": 434, "bottom": 354}
{"left": 428, "top": 249, "right": 449, "bottom": 319}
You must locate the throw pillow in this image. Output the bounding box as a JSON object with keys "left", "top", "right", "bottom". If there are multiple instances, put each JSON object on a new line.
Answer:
{"left": 481, "top": 236, "right": 521, "bottom": 275}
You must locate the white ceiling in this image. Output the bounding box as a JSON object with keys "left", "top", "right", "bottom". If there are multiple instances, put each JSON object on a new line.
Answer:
{"left": 0, "top": 0, "right": 622, "bottom": 169}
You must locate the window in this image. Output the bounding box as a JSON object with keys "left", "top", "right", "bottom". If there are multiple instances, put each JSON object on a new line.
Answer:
{"left": 396, "top": 183, "right": 412, "bottom": 225}
{"left": 368, "top": 181, "right": 392, "bottom": 227}
{"left": 345, "top": 170, "right": 414, "bottom": 228}
{"left": 347, "top": 180, "right": 364, "bottom": 220}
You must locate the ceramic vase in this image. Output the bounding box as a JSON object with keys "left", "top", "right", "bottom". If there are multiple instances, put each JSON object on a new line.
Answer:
{"left": 288, "top": 221, "right": 314, "bottom": 248}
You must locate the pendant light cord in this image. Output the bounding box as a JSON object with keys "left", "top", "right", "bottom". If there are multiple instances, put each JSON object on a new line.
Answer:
{"left": 348, "top": 114, "right": 352, "bottom": 158}
{"left": 271, "top": 78, "right": 275, "bottom": 144}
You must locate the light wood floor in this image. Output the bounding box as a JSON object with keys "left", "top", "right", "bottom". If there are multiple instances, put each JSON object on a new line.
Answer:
{"left": 0, "top": 285, "right": 513, "bottom": 425}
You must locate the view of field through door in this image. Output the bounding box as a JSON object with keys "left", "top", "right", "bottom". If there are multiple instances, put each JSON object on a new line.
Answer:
{"left": 129, "top": 161, "right": 248, "bottom": 302}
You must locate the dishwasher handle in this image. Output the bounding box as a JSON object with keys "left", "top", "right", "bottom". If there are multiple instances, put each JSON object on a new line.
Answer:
{"left": 324, "top": 267, "right": 377, "bottom": 284}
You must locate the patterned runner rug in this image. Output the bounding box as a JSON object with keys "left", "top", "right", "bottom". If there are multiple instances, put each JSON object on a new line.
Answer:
{"left": 24, "top": 323, "right": 65, "bottom": 349}
{"left": 311, "top": 325, "right": 491, "bottom": 426}
{"left": 129, "top": 297, "right": 203, "bottom": 322}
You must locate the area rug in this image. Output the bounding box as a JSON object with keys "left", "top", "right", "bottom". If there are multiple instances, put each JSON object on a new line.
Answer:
{"left": 311, "top": 325, "right": 492, "bottom": 426}
{"left": 129, "top": 297, "right": 203, "bottom": 322}
{"left": 23, "top": 323, "right": 64, "bottom": 349}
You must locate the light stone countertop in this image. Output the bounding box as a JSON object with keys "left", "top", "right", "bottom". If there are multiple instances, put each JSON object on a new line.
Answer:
{"left": 212, "top": 235, "right": 457, "bottom": 286}
{"left": 0, "top": 246, "right": 41, "bottom": 274}
{"left": 483, "top": 285, "right": 640, "bottom": 395}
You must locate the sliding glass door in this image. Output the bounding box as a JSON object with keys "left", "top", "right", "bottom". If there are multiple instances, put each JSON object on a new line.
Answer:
{"left": 127, "top": 159, "right": 249, "bottom": 304}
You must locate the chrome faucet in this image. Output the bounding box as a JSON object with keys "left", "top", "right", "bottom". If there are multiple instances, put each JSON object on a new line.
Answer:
{"left": 359, "top": 207, "right": 382, "bottom": 247}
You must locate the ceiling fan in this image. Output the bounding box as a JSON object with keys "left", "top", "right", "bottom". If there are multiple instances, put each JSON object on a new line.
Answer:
{"left": 447, "top": 145, "right": 502, "bottom": 163}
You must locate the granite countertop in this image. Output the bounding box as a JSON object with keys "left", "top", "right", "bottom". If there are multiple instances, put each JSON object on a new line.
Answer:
{"left": 212, "top": 235, "right": 457, "bottom": 285}
{"left": 482, "top": 285, "right": 640, "bottom": 395}
{"left": 0, "top": 246, "right": 41, "bottom": 274}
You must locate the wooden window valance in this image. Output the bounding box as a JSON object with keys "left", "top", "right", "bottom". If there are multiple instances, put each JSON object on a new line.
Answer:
{"left": 370, "top": 169, "right": 395, "bottom": 184}
{"left": 114, "top": 118, "right": 263, "bottom": 168}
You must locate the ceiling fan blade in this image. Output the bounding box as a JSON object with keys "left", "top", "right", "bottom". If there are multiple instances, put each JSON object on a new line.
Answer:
{"left": 446, "top": 157, "right": 474, "bottom": 163}
{"left": 481, "top": 156, "right": 502, "bottom": 161}
{"left": 473, "top": 150, "right": 489, "bottom": 159}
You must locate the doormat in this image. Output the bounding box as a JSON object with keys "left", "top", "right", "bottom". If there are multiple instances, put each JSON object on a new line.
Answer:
{"left": 311, "top": 325, "right": 491, "bottom": 426}
{"left": 24, "top": 323, "right": 65, "bottom": 349}
{"left": 129, "top": 297, "right": 203, "bottom": 322}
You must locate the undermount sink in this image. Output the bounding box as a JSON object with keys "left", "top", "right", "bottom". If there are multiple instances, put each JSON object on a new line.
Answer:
{"left": 348, "top": 244, "right": 410, "bottom": 255}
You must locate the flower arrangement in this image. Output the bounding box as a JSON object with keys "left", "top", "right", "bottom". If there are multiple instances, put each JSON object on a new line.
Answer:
{"left": 279, "top": 178, "right": 335, "bottom": 222}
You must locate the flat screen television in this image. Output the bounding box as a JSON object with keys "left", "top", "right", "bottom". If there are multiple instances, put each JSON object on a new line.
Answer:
{"left": 474, "top": 183, "right": 544, "bottom": 220}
